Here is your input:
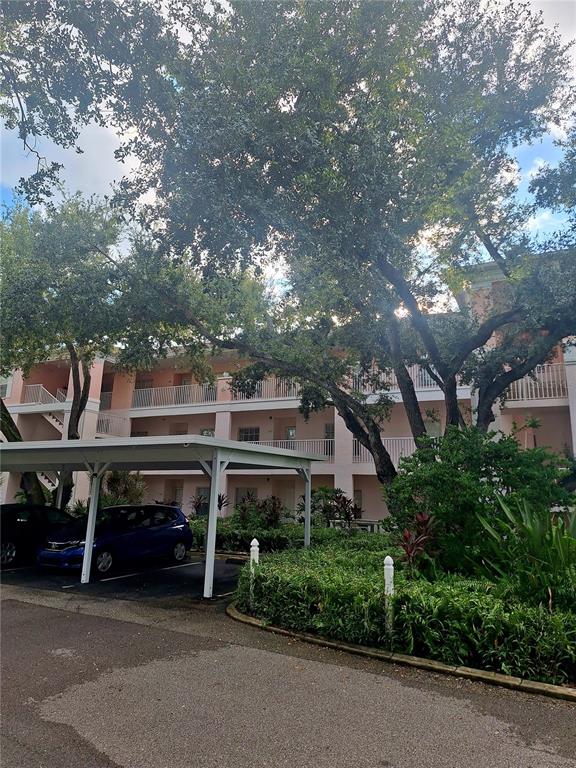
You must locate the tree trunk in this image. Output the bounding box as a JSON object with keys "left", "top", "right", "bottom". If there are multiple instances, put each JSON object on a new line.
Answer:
{"left": 386, "top": 319, "right": 427, "bottom": 440}
{"left": 55, "top": 347, "right": 93, "bottom": 508}
{"left": 444, "top": 375, "right": 461, "bottom": 429}
{"left": 393, "top": 363, "right": 427, "bottom": 439}
{"left": 329, "top": 388, "right": 398, "bottom": 485}
{"left": 1, "top": 398, "right": 46, "bottom": 504}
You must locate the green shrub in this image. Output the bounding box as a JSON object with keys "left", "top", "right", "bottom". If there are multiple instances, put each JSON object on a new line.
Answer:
{"left": 296, "top": 486, "right": 362, "bottom": 528}
{"left": 236, "top": 551, "right": 576, "bottom": 684}
{"left": 189, "top": 518, "right": 394, "bottom": 553}
{"left": 476, "top": 497, "right": 576, "bottom": 611}
{"left": 388, "top": 426, "right": 572, "bottom": 570}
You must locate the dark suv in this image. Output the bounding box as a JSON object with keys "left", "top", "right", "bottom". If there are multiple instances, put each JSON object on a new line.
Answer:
{"left": 0, "top": 504, "right": 73, "bottom": 567}
{"left": 37, "top": 504, "right": 193, "bottom": 575}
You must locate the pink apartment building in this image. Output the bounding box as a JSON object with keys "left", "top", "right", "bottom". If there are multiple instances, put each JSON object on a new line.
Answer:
{"left": 1, "top": 344, "right": 574, "bottom": 520}
{"left": 2, "top": 261, "right": 574, "bottom": 516}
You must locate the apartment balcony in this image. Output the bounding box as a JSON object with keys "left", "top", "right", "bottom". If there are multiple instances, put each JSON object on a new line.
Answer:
{"left": 132, "top": 383, "right": 218, "bottom": 409}
{"left": 352, "top": 365, "right": 440, "bottom": 394}
{"left": 353, "top": 437, "right": 417, "bottom": 467}
{"left": 248, "top": 438, "right": 334, "bottom": 461}
{"left": 130, "top": 377, "right": 300, "bottom": 410}
{"left": 96, "top": 412, "right": 131, "bottom": 437}
{"left": 22, "top": 384, "right": 68, "bottom": 406}
{"left": 231, "top": 378, "right": 301, "bottom": 401}
{"left": 506, "top": 363, "right": 568, "bottom": 403}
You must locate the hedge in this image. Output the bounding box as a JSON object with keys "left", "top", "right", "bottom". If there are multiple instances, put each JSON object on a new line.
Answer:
{"left": 235, "top": 549, "right": 576, "bottom": 685}
{"left": 189, "top": 518, "right": 395, "bottom": 553}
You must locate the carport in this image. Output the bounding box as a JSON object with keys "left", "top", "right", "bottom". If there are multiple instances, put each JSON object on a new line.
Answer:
{"left": 0, "top": 435, "right": 318, "bottom": 597}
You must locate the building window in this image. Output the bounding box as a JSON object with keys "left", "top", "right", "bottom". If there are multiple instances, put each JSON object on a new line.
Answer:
{"left": 235, "top": 487, "right": 258, "bottom": 505}
{"left": 131, "top": 430, "right": 149, "bottom": 438}
{"left": 134, "top": 377, "right": 154, "bottom": 390}
{"left": 237, "top": 427, "right": 260, "bottom": 442}
{"left": 200, "top": 428, "right": 215, "bottom": 437}
{"left": 165, "top": 480, "right": 184, "bottom": 506}
{"left": 0, "top": 376, "right": 12, "bottom": 399}
{"left": 285, "top": 426, "right": 296, "bottom": 442}
{"left": 169, "top": 423, "right": 188, "bottom": 436}
{"left": 353, "top": 490, "right": 363, "bottom": 510}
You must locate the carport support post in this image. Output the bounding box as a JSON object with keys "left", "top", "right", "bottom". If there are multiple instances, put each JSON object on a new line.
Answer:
{"left": 298, "top": 466, "right": 312, "bottom": 547}
{"left": 203, "top": 449, "right": 222, "bottom": 599}
{"left": 54, "top": 473, "right": 64, "bottom": 509}
{"left": 80, "top": 468, "right": 103, "bottom": 584}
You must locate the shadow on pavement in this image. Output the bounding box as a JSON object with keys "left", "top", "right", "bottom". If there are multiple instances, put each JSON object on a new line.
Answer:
{"left": 1, "top": 556, "right": 241, "bottom": 603}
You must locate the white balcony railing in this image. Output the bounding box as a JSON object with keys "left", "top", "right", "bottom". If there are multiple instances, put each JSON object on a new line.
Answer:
{"left": 507, "top": 363, "right": 568, "bottom": 401}
{"left": 131, "top": 383, "right": 217, "bottom": 409}
{"left": 100, "top": 391, "right": 113, "bottom": 411}
{"left": 353, "top": 437, "right": 417, "bottom": 467}
{"left": 231, "top": 377, "right": 301, "bottom": 401}
{"left": 22, "top": 384, "right": 63, "bottom": 405}
{"left": 248, "top": 439, "right": 334, "bottom": 460}
{"left": 96, "top": 413, "right": 131, "bottom": 436}
{"left": 352, "top": 365, "right": 439, "bottom": 394}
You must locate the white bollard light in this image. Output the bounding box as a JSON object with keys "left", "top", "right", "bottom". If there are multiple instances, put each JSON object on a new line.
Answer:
{"left": 384, "top": 555, "right": 394, "bottom": 596}
{"left": 250, "top": 538, "right": 260, "bottom": 570}
{"left": 384, "top": 555, "right": 394, "bottom": 648}
{"left": 250, "top": 538, "right": 259, "bottom": 610}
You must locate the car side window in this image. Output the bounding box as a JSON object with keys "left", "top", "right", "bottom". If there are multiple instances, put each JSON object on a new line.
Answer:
{"left": 151, "top": 508, "right": 168, "bottom": 526}
{"left": 138, "top": 508, "right": 153, "bottom": 528}
{"left": 108, "top": 508, "right": 140, "bottom": 531}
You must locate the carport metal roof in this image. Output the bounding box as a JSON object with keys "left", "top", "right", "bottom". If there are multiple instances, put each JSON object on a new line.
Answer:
{"left": 1, "top": 435, "right": 318, "bottom": 597}
{"left": 0, "top": 434, "right": 319, "bottom": 473}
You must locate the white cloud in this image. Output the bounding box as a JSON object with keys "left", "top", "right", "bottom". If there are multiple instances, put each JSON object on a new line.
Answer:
{"left": 1, "top": 121, "right": 137, "bottom": 200}
{"left": 526, "top": 157, "right": 548, "bottom": 180}
{"left": 525, "top": 210, "right": 556, "bottom": 232}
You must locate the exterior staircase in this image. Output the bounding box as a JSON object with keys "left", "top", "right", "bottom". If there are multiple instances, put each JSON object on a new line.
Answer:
{"left": 42, "top": 411, "right": 65, "bottom": 434}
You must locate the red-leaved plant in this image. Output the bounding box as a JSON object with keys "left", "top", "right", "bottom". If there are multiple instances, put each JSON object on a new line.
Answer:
{"left": 400, "top": 512, "right": 435, "bottom": 576}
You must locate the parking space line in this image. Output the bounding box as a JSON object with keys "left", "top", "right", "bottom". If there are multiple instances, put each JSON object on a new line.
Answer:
{"left": 98, "top": 561, "right": 203, "bottom": 583}
{"left": 55, "top": 560, "right": 206, "bottom": 589}
{"left": 156, "top": 561, "right": 203, "bottom": 573}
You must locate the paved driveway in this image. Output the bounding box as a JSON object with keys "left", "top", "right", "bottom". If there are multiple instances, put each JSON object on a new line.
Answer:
{"left": 1, "top": 588, "right": 575, "bottom": 768}
{"left": 0, "top": 555, "right": 240, "bottom": 604}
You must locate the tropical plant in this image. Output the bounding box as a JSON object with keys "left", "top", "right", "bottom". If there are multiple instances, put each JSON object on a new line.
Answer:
{"left": 388, "top": 427, "right": 572, "bottom": 569}
{"left": 100, "top": 470, "right": 147, "bottom": 508}
{"left": 297, "top": 487, "right": 362, "bottom": 529}
{"left": 399, "top": 512, "right": 436, "bottom": 577}
{"left": 477, "top": 497, "right": 576, "bottom": 612}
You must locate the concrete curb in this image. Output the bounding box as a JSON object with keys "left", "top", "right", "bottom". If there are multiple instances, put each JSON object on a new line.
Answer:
{"left": 226, "top": 602, "right": 576, "bottom": 703}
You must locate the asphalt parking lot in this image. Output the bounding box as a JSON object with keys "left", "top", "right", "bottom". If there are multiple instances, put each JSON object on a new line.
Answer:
{"left": 2, "top": 591, "right": 576, "bottom": 768}
{"left": 1, "top": 555, "right": 241, "bottom": 604}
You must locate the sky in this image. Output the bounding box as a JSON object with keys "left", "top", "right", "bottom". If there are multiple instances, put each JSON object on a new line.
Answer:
{"left": 1, "top": 0, "right": 575, "bottom": 234}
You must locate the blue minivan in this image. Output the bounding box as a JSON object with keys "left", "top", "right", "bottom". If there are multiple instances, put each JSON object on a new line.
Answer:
{"left": 38, "top": 504, "right": 193, "bottom": 575}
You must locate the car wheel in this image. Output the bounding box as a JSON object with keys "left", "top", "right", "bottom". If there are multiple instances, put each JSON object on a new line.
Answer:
{"left": 94, "top": 550, "right": 114, "bottom": 575}
{"left": 0, "top": 541, "right": 17, "bottom": 567}
{"left": 172, "top": 541, "right": 187, "bottom": 562}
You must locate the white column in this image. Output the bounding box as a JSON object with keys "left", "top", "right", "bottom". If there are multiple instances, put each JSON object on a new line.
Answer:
{"left": 333, "top": 411, "right": 354, "bottom": 497}
{"left": 80, "top": 470, "right": 102, "bottom": 584}
{"left": 564, "top": 345, "right": 576, "bottom": 454}
{"left": 303, "top": 467, "right": 311, "bottom": 547}
{"left": 214, "top": 411, "right": 231, "bottom": 505}
{"left": 203, "top": 450, "right": 222, "bottom": 599}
